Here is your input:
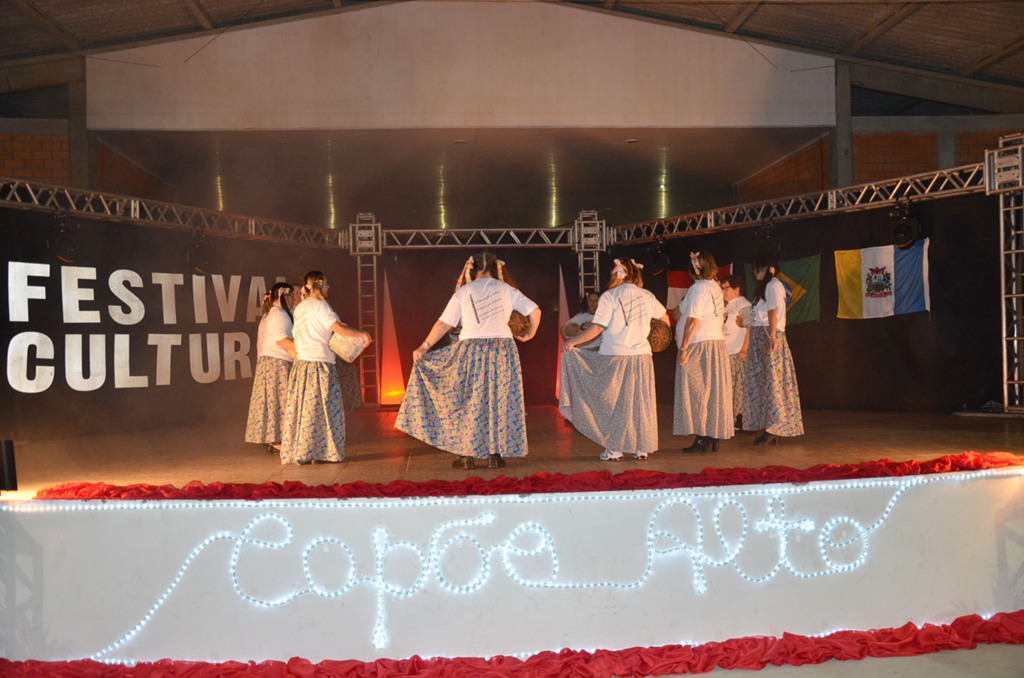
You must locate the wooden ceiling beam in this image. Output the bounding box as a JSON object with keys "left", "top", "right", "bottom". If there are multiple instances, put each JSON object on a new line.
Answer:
{"left": 724, "top": 3, "right": 760, "bottom": 34}
{"left": 181, "top": 0, "right": 215, "bottom": 31}
{"left": 842, "top": 3, "right": 920, "bottom": 55}
{"left": 961, "top": 34, "right": 1024, "bottom": 78}
{"left": 7, "top": 0, "right": 82, "bottom": 52}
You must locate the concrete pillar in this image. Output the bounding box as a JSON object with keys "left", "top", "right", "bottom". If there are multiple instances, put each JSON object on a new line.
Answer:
{"left": 67, "top": 69, "right": 90, "bottom": 189}
{"left": 831, "top": 62, "right": 853, "bottom": 188}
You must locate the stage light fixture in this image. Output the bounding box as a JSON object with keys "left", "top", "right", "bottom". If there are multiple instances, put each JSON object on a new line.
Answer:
{"left": 647, "top": 240, "right": 669, "bottom": 276}
{"left": 889, "top": 200, "right": 920, "bottom": 249}
{"left": 0, "top": 440, "right": 16, "bottom": 491}
{"left": 187, "top": 229, "right": 209, "bottom": 274}
{"left": 48, "top": 212, "right": 78, "bottom": 263}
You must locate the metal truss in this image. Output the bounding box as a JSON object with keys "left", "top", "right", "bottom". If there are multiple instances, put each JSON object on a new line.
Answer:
{"left": 0, "top": 176, "right": 346, "bottom": 248}
{"left": 614, "top": 164, "right": 987, "bottom": 244}
{"left": 989, "top": 134, "right": 1024, "bottom": 411}
{"left": 382, "top": 227, "right": 572, "bottom": 249}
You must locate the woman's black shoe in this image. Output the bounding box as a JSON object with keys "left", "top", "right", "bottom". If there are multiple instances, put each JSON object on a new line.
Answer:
{"left": 710, "top": 438, "right": 719, "bottom": 452}
{"left": 682, "top": 436, "right": 711, "bottom": 453}
{"left": 452, "top": 456, "right": 475, "bottom": 469}
{"left": 753, "top": 431, "right": 780, "bottom": 446}
{"left": 734, "top": 414, "right": 743, "bottom": 431}
{"left": 487, "top": 454, "right": 506, "bottom": 468}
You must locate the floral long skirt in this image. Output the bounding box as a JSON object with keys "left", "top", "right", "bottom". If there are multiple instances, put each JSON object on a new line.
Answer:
{"left": 244, "top": 356, "right": 292, "bottom": 444}
{"left": 729, "top": 352, "right": 747, "bottom": 417}
{"left": 673, "top": 339, "right": 734, "bottom": 439}
{"left": 741, "top": 329, "right": 804, "bottom": 437}
{"left": 280, "top": 359, "right": 346, "bottom": 464}
{"left": 395, "top": 338, "right": 528, "bottom": 459}
{"left": 336, "top": 359, "right": 364, "bottom": 414}
{"left": 559, "top": 351, "right": 658, "bottom": 456}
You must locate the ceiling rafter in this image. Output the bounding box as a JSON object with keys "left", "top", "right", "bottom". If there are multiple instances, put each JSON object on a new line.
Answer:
{"left": 7, "top": 0, "right": 83, "bottom": 52}
{"left": 842, "top": 3, "right": 920, "bottom": 55}
{"left": 961, "top": 34, "right": 1024, "bottom": 78}
{"left": 724, "top": 2, "right": 760, "bottom": 34}
{"left": 180, "top": 0, "right": 215, "bottom": 31}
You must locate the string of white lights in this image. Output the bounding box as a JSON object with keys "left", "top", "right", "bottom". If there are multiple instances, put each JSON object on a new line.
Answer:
{"left": 3, "top": 467, "right": 1020, "bottom": 663}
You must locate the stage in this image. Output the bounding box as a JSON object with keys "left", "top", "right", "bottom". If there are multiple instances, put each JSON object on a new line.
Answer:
{"left": 2, "top": 407, "right": 1024, "bottom": 676}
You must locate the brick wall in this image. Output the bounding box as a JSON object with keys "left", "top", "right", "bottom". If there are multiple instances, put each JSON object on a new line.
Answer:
{"left": 852, "top": 132, "right": 938, "bottom": 183}
{"left": 736, "top": 136, "right": 830, "bottom": 203}
{"left": 0, "top": 134, "right": 70, "bottom": 184}
{"left": 96, "top": 142, "right": 176, "bottom": 202}
{"left": 955, "top": 129, "right": 1020, "bottom": 165}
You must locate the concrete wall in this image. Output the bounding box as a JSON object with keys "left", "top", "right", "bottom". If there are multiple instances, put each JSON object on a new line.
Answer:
{"left": 86, "top": 1, "right": 835, "bottom": 131}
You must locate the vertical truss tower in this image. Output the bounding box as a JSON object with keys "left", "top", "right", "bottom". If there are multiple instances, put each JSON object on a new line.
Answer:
{"left": 987, "top": 134, "right": 1024, "bottom": 412}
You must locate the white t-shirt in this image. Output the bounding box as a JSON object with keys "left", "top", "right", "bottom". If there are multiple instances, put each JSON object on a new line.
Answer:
{"left": 566, "top": 311, "right": 601, "bottom": 350}
{"left": 292, "top": 298, "right": 341, "bottom": 363}
{"left": 675, "top": 279, "right": 724, "bottom": 348}
{"left": 753, "top": 277, "right": 787, "bottom": 332}
{"left": 592, "top": 283, "right": 667, "bottom": 356}
{"left": 439, "top": 277, "right": 539, "bottom": 340}
{"left": 723, "top": 296, "right": 752, "bottom": 355}
{"left": 258, "top": 306, "right": 294, "bottom": 362}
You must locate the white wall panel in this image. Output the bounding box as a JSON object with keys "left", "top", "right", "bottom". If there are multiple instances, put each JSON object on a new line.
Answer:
{"left": 86, "top": 2, "right": 835, "bottom": 130}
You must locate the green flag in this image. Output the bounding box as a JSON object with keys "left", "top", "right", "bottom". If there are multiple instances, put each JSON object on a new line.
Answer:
{"left": 744, "top": 253, "right": 820, "bottom": 325}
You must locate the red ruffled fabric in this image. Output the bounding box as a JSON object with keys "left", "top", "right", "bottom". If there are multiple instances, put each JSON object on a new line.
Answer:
{"left": 2, "top": 609, "right": 1023, "bottom": 676}
{"left": 34, "top": 451, "right": 1024, "bottom": 501}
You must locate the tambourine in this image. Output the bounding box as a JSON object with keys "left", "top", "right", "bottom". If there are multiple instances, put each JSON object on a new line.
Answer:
{"left": 508, "top": 311, "right": 531, "bottom": 338}
{"left": 561, "top": 322, "right": 581, "bottom": 340}
{"left": 648, "top": 319, "right": 672, "bottom": 353}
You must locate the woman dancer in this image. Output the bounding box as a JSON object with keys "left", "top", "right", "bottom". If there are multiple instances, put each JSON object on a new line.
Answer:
{"left": 561, "top": 291, "right": 602, "bottom": 351}
{"left": 721, "top": 274, "right": 752, "bottom": 431}
{"left": 280, "top": 270, "right": 372, "bottom": 464}
{"left": 560, "top": 258, "right": 669, "bottom": 461}
{"left": 742, "top": 255, "right": 804, "bottom": 445}
{"left": 675, "top": 251, "right": 733, "bottom": 453}
{"left": 245, "top": 282, "right": 295, "bottom": 452}
{"left": 395, "top": 253, "right": 541, "bottom": 469}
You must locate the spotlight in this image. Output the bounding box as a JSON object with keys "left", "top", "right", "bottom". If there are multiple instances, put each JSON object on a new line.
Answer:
{"left": 893, "top": 216, "right": 920, "bottom": 249}
{"left": 49, "top": 211, "right": 77, "bottom": 263}
{"left": 1, "top": 440, "right": 17, "bottom": 491}
{"left": 647, "top": 240, "right": 670, "bottom": 277}
{"left": 889, "top": 201, "right": 919, "bottom": 249}
{"left": 187, "top": 230, "right": 209, "bottom": 274}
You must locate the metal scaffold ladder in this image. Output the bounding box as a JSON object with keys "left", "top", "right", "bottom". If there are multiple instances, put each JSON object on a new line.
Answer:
{"left": 351, "top": 214, "right": 382, "bottom": 408}
{"left": 572, "top": 210, "right": 611, "bottom": 295}
{"left": 986, "top": 133, "right": 1024, "bottom": 411}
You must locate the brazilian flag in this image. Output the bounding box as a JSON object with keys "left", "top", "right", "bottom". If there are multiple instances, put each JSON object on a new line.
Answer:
{"left": 744, "top": 253, "right": 820, "bottom": 325}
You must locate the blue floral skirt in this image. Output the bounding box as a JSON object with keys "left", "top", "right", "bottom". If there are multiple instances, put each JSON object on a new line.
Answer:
{"left": 335, "top": 359, "right": 364, "bottom": 414}
{"left": 280, "top": 359, "right": 346, "bottom": 464}
{"left": 729, "top": 352, "right": 747, "bottom": 416}
{"left": 673, "top": 339, "right": 734, "bottom": 439}
{"left": 395, "top": 338, "right": 528, "bottom": 459}
{"left": 244, "top": 356, "right": 292, "bottom": 444}
{"left": 559, "top": 351, "right": 658, "bottom": 456}
{"left": 741, "top": 329, "right": 804, "bottom": 437}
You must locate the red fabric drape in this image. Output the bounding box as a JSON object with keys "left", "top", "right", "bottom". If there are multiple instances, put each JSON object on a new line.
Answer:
{"left": 2, "top": 609, "right": 1023, "bottom": 676}
{"left": 34, "top": 451, "right": 1024, "bottom": 501}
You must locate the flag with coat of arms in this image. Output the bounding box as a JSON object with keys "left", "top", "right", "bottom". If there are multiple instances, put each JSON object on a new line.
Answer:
{"left": 834, "top": 238, "right": 930, "bottom": 319}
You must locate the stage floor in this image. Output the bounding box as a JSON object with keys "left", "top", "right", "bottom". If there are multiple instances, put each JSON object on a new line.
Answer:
{"left": 6, "top": 406, "right": 1024, "bottom": 497}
